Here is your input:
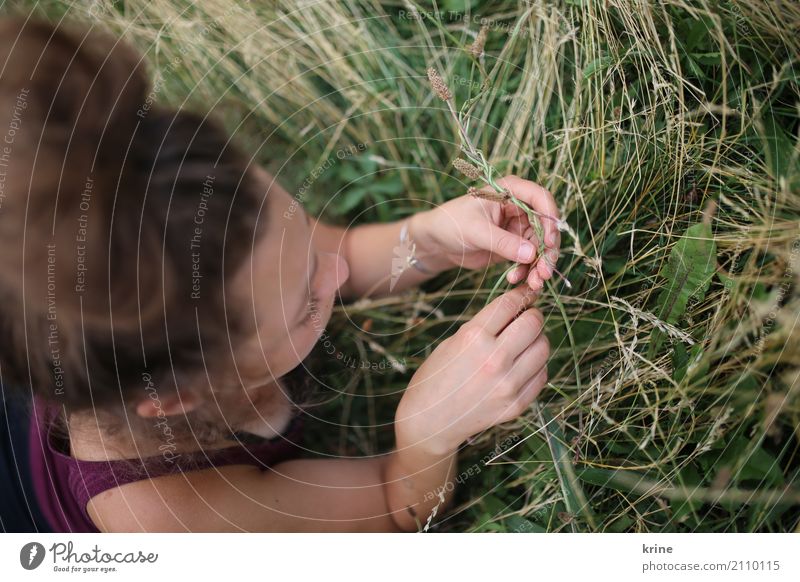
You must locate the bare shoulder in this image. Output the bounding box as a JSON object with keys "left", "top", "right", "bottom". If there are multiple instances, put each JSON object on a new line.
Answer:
{"left": 86, "top": 465, "right": 260, "bottom": 532}
{"left": 87, "top": 456, "right": 402, "bottom": 533}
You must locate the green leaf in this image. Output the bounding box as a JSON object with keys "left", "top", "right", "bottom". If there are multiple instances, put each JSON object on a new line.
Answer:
{"left": 674, "top": 343, "right": 706, "bottom": 383}
{"left": 523, "top": 433, "right": 552, "bottom": 463}
{"left": 693, "top": 52, "right": 721, "bottom": 65}
{"left": 600, "top": 229, "right": 620, "bottom": 254}
{"left": 672, "top": 343, "right": 688, "bottom": 380}
{"left": 369, "top": 176, "right": 405, "bottom": 196}
{"left": 339, "top": 163, "right": 363, "bottom": 182}
{"left": 737, "top": 446, "right": 784, "bottom": 488}
{"left": 505, "top": 515, "right": 546, "bottom": 533}
{"left": 440, "top": 0, "right": 481, "bottom": 12}
{"left": 479, "top": 495, "right": 508, "bottom": 518}
{"left": 759, "top": 111, "right": 795, "bottom": 181}
{"left": 671, "top": 464, "right": 704, "bottom": 522}
{"left": 538, "top": 408, "right": 597, "bottom": 530}
{"left": 583, "top": 56, "right": 614, "bottom": 79}
{"left": 649, "top": 222, "right": 717, "bottom": 356}
{"left": 576, "top": 467, "right": 618, "bottom": 488}
{"left": 335, "top": 186, "right": 368, "bottom": 215}
{"left": 683, "top": 17, "right": 713, "bottom": 53}
{"left": 683, "top": 54, "right": 704, "bottom": 79}
{"left": 606, "top": 514, "right": 635, "bottom": 532}
{"left": 706, "top": 435, "right": 785, "bottom": 490}
{"left": 751, "top": 281, "right": 770, "bottom": 300}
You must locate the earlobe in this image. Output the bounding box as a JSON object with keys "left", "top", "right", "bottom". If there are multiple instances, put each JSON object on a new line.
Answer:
{"left": 135, "top": 391, "right": 201, "bottom": 418}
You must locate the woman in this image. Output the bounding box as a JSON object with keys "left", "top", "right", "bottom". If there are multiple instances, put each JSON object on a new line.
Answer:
{"left": 0, "top": 16, "right": 560, "bottom": 532}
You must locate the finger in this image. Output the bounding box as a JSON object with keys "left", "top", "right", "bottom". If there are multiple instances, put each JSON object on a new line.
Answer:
{"left": 506, "top": 263, "right": 530, "bottom": 284}
{"left": 527, "top": 267, "right": 543, "bottom": 292}
{"left": 471, "top": 285, "right": 538, "bottom": 336}
{"left": 486, "top": 213, "right": 538, "bottom": 279}
{"left": 508, "top": 333, "right": 549, "bottom": 384}
{"left": 471, "top": 223, "right": 538, "bottom": 264}
{"left": 516, "top": 367, "right": 548, "bottom": 405}
{"left": 537, "top": 247, "right": 559, "bottom": 281}
{"left": 505, "top": 221, "right": 535, "bottom": 283}
{"left": 496, "top": 175, "right": 560, "bottom": 249}
{"left": 499, "top": 197, "right": 528, "bottom": 219}
{"left": 496, "top": 307, "right": 545, "bottom": 359}
{"left": 504, "top": 213, "right": 529, "bottom": 238}
{"left": 499, "top": 366, "right": 548, "bottom": 423}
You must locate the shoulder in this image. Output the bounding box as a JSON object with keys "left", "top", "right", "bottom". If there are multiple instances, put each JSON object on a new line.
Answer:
{"left": 86, "top": 464, "right": 261, "bottom": 532}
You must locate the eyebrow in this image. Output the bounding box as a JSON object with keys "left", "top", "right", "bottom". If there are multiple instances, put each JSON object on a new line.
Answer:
{"left": 294, "top": 211, "right": 318, "bottom": 324}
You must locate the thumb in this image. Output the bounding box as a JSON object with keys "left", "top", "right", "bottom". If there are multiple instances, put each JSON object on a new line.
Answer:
{"left": 473, "top": 224, "right": 537, "bottom": 264}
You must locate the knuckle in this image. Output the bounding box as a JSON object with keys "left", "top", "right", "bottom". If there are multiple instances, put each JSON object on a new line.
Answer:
{"left": 497, "top": 293, "right": 523, "bottom": 313}
{"left": 459, "top": 323, "right": 485, "bottom": 346}
{"left": 494, "top": 377, "right": 516, "bottom": 396}
{"left": 495, "top": 348, "right": 515, "bottom": 369}
{"left": 479, "top": 356, "right": 507, "bottom": 376}
{"left": 518, "top": 308, "right": 544, "bottom": 333}
{"left": 517, "top": 307, "right": 544, "bottom": 336}
{"left": 495, "top": 338, "right": 517, "bottom": 360}
{"left": 497, "top": 235, "right": 516, "bottom": 255}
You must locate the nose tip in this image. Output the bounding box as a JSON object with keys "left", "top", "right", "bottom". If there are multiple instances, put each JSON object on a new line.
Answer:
{"left": 336, "top": 254, "right": 350, "bottom": 289}
{"left": 318, "top": 252, "right": 350, "bottom": 297}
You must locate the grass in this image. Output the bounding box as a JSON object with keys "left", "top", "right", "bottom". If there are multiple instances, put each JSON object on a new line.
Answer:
{"left": 8, "top": 0, "right": 799, "bottom": 532}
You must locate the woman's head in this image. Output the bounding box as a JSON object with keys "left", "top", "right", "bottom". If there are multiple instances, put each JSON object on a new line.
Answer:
{"left": 0, "top": 17, "right": 347, "bottom": 440}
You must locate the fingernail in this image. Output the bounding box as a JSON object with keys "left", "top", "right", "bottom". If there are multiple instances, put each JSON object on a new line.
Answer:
{"left": 546, "top": 230, "right": 556, "bottom": 247}
{"left": 519, "top": 242, "right": 535, "bottom": 261}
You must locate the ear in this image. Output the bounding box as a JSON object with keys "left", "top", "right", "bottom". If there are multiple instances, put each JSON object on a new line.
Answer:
{"left": 135, "top": 391, "right": 201, "bottom": 419}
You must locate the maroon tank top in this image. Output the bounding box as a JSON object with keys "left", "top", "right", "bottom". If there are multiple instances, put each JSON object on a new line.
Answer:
{"left": 29, "top": 395, "right": 305, "bottom": 532}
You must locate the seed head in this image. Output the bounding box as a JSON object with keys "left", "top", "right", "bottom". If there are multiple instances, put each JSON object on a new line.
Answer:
{"left": 452, "top": 158, "right": 483, "bottom": 180}
{"left": 470, "top": 25, "right": 489, "bottom": 58}
{"left": 468, "top": 186, "right": 509, "bottom": 203}
{"left": 427, "top": 67, "right": 452, "bottom": 101}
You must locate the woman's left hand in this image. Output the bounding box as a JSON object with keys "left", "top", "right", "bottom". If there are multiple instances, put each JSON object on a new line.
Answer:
{"left": 409, "top": 175, "right": 562, "bottom": 291}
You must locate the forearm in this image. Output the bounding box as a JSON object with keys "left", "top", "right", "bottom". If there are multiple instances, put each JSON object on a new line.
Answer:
{"left": 341, "top": 213, "right": 452, "bottom": 299}
{"left": 381, "top": 438, "right": 459, "bottom": 532}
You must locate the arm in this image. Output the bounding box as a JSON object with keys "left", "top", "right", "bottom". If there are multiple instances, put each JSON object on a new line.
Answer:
{"left": 90, "top": 286, "right": 548, "bottom": 532}
{"left": 308, "top": 214, "right": 451, "bottom": 301}
{"left": 89, "top": 438, "right": 458, "bottom": 533}
{"left": 311, "top": 175, "right": 562, "bottom": 300}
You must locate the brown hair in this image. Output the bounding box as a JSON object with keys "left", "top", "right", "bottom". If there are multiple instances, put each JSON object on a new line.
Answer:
{"left": 0, "top": 17, "right": 271, "bottom": 440}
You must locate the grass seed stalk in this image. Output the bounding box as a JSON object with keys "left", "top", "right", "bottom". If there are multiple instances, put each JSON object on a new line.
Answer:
{"left": 426, "top": 66, "right": 574, "bottom": 302}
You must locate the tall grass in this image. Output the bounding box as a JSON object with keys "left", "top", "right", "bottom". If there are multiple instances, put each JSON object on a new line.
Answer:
{"left": 8, "top": 0, "right": 799, "bottom": 532}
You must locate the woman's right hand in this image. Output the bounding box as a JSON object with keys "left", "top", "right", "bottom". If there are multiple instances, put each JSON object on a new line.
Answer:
{"left": 394, "top": 285, "right": 550, "bottom": 455}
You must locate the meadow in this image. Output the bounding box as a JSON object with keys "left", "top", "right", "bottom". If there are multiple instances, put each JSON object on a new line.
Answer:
{"left": 10, "top": 0, "right": 800, "bottom": 532}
